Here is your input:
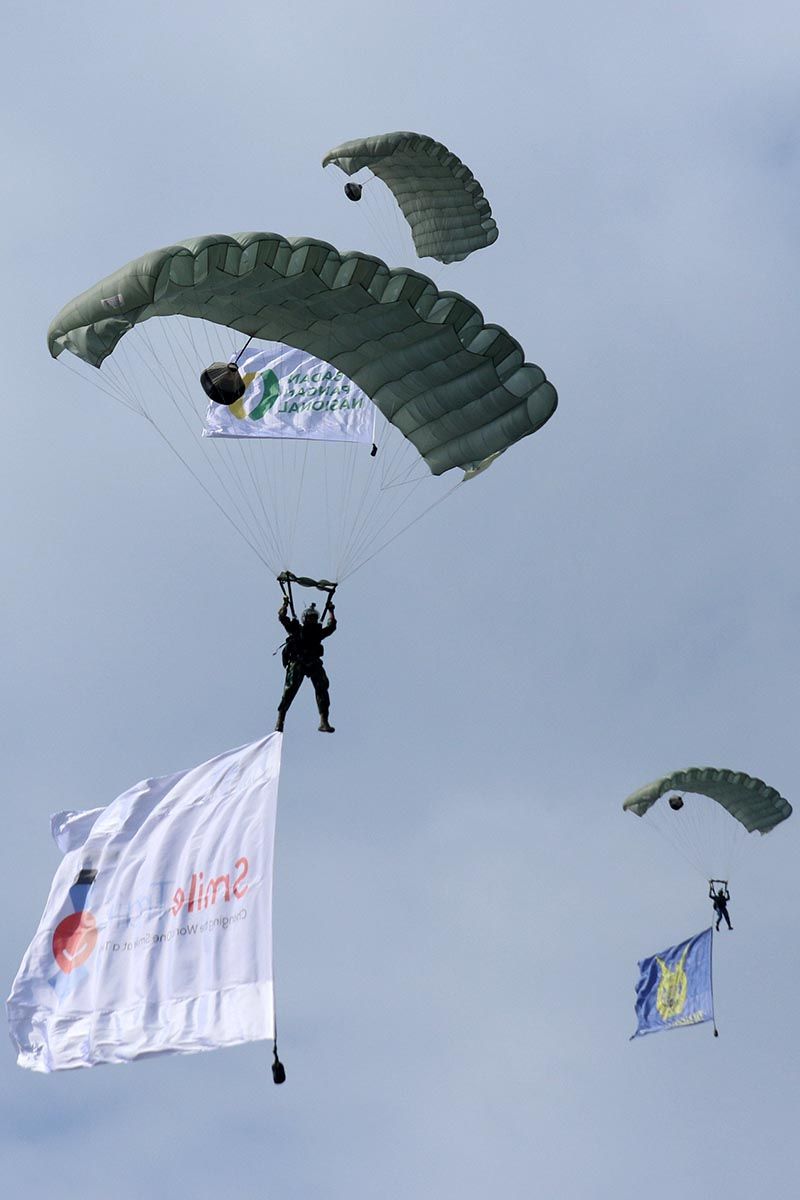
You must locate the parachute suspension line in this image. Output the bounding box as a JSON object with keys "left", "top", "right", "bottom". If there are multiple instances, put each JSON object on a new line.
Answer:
{"left": 376, "top": 465, "right": 434, "bottom": 490}
{"left": 635, "top": 805, "right": 709, "bottom": 880}
{"left": 332, "top": 436, "right": 368, "bottom": 578}
{"left": 96, "top": 341, "right": 149, "bottom": 414}
{"left": 66, "top": 312, "right": 466, "bottom": 581}
{"left": 198, "top": 316, "right": 218, "bottom": 374}
{"left": 332, "top": 370, "right": 457, "bottom": 576}
{"left": 318, "top": 313, "right": 365, "bottom": 580}
{"left": 101, "top": 353, "right": 141, "bottom": 412}
{"left": 132, "top": 326, "right": 270, "bottom": 558}
{"left": 325, "top": 441, "right": 335, "bottom": 573}
{"left": 135, "top": 336, "right": 267, "bottom": 561}
{"left": 121, "top": 327, "right": 272, "bottom": 568}
{"left": 57, "top": 355, "right": 141, "bottom": 414}
{"left": 196, "top": 315, "right": 239, "bottom": 382}
{"left": 191, "top": 321, "right": 286, "bottom": 568}
{"left": 168, "top": 317, "right": 283, "bottom": 566}
{"left": 98, "top": 345, "right": 246, "bottom": 571}
{"left": 341, "top": 479, "right": 464, "bottom": 582}
{"left": 388, "top": 173, "right": 414, "bottom": 263}
{"left": 369, "top": 171, "right": 416, "bottom": 267}
{"left": 375, "top": 420, "right": 426, "bottom": 489}
{"left": 680, "top": 794, "right": 745, "bottom": 880}
{"left": 352, "top": 174, "right": 394, "bottom": 262}
{"left": 322, "top": 286, "right": 341, "bottom": 575}
{"left": 231, "top": 434, "right": 284, "bottom": 570}
{"left": 340, "top": 474, "right": 428, "bottom": 577}
{"left": 255, "top": 429, "right": 290, "bottom": 569}
{"left": 341, "top": 433, "right": 386, "bottom": 572}
{"left": 324, "top": 162, "right": 410, "bottom": 268}
{"left": 278, "top": 419, "right": 293, "bottom": 568}
{"left": 140, "top": 411, "right": 269, "bottom": 566}
{"left": 661, "top": 797, "right": 709, "bottom": 874}
{"left": 188, "top": 313, "right": 290, "bottom": 569}
{"left": 334, "top": 409, "right": 415, "bottom": 576}
{"left": 636, "top": 796, "right": 751, "bottom": 884}
{"left": 361, "top": 179, "right": 393, "bottom": 261}
{"left": 334, "top": 455, "right": 379, "bottom": 579}
{"left": 181, "top": 313, "right": 238, "bottom": 381}
{"left": 185, "top": 315, "right": 291, "bottom": 571}
{"left": 81, "top": 309, "right": 470, "bottom": 581}
{"left": 98, "top": 360, "right": 142, "bottom": 412}
{"left": 286, "top": 436, "right": 311, "bottom": 572}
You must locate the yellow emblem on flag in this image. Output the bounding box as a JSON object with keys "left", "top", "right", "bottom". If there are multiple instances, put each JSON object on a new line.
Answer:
{"left": 655, "top": 946, "right": 689, "bottom": 1020}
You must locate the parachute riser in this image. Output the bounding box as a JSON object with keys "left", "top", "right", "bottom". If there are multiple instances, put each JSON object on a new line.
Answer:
{"left": 278, "top": 575, "right": 297, "bottom": 621}
{"left": 277, "top": 571, "right": 338, "bottom": 622}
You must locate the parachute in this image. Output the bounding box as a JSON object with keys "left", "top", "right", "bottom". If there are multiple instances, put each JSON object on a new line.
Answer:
{"left": 623, "top": 767, "right": 792, "bottom": 880}
{"left": 322, "top": 132, "right": 498, "bottom": 264}
{"left": 623, "top": 767, "right": 792, "bottom": 833}
{"left": 49, "top": 232, "right": 557, "bottom": 582}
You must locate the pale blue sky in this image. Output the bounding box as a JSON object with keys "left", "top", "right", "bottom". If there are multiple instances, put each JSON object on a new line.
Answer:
{"left": 2, "top": 2, "right": 799, "bottom": 1197}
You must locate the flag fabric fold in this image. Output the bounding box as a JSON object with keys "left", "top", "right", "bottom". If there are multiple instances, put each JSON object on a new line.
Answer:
{"left": 7, "top": 734, "right": 282, "bottom": 1072}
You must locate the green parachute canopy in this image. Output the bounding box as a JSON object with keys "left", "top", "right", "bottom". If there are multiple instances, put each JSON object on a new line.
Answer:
{"left": 48, "top": 233, "right": 557, "bottom": 579}
{"left": 322, "top": 132, "right": 498, "bottom": 264}
{"left": 623, "top": 767, "right": 792, "bottom": 835}
{"left": 48, "top": 233, "right": 555, "bottom": 478}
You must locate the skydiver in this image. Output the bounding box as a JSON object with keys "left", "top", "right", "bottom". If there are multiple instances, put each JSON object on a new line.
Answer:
{"left": 709, "top": 882, "right": 732, "bottom": 931}
{"left": 275, "top": 597, "right": 337, "bottom": 733}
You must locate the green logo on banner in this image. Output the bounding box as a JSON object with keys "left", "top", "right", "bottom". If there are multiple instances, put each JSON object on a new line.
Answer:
{"left": 249, "top": 370, "right": 280, "bottom": 421}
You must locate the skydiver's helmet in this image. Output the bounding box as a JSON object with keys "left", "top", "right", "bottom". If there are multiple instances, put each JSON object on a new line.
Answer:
{"left": 344, "top": 182, "right": 363, "bottom": 202}
{"left": 668, "top": 795, "right": 684, "bottom": 811}
{"left": 302, "top": 603, "right": 320, "bottom": 625}
{"left": 200, "top": 361, "right": 246, "bottom": 406}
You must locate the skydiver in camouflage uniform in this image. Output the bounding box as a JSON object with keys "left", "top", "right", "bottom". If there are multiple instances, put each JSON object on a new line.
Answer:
{"left": 275, "top": 598, "right": 337, "bottom": 733}
{"left": 709, "top": 882, "right": 732, "bottom": 931}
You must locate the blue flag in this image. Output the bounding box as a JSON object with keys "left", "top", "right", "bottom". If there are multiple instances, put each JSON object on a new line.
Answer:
{"left": 631, "top": 927, "right": 715, "bottom": 1039}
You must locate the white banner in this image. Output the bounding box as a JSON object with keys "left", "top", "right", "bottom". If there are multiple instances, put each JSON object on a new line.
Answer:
{"left": 7, "top": 734, "right": 282, "bottom": 1072}
{"left": 203, "top": 344, "right": 375, "bottom": 443}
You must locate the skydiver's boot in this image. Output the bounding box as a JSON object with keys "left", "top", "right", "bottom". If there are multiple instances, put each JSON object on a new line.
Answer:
{"left": 318, "top": 710, "right": 335, "bottom": 733}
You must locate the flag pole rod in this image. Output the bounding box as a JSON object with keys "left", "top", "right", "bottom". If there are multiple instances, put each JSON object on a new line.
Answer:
{"left": 270, "top": 937, "right": 286, "bottom": 1083}
{"left": 271, "top": 761, "right": 286, "bottom": 1085}
{"left": 710, "top": 924, "right": 719, "bottom": 1038}
{"left": 272, "top": 1018, "right": 286, "bottom": 1084}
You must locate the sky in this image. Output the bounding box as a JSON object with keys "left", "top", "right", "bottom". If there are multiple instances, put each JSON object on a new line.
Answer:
{"left": 2, "top": 1, "right": 800, "bottom": 1196}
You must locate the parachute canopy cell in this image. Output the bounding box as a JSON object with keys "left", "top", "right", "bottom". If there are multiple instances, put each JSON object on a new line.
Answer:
{"left": 622, "top": 768, "right": 792, "bottom": 835}
{"left": 47, "top": 233, "right": 557, "bottom": 477}
{"left": 322, "top": 132, "right": 499, "bottom": 264}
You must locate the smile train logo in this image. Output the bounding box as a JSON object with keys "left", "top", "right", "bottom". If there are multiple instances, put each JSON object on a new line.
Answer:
{"left": 50, "top": 867, "right": 98, "bottom": 996}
